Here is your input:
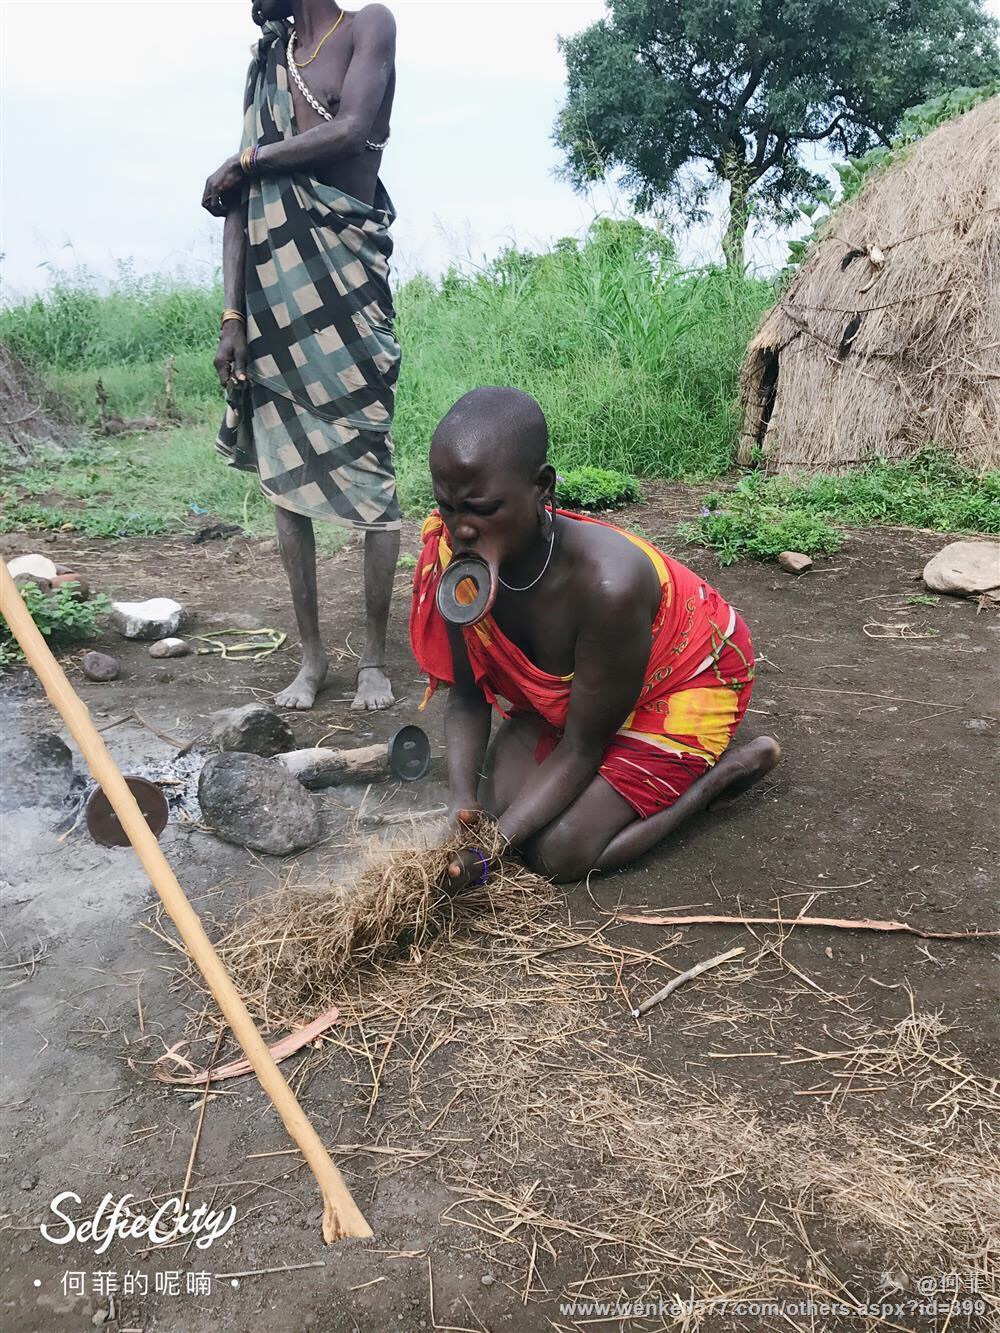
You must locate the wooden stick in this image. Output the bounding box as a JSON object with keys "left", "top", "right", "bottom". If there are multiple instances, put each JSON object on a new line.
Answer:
{"left": 0, "top": 563, "right": 371, "bottom": 1244}
{"left": 616, "top": 910, "right": 999, "bottom": 941}
{"left": 277, "top": 743, "right": 387, "bottom": 789}
{"left": 213, "top": 1261, "right": 326, "bottom": 1280}
{"left": 154, "top": 1006, "right": 341, "bottom": 1086}
{"left": 631, "top": 946, "right": 745, "bottom": 1017}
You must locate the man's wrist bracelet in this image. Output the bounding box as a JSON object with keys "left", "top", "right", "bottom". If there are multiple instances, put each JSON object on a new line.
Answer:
{"left": 221, "top": 309, "right": 245, "bottom": 328}
{"left": 239, "top": 145, "right": 260, "bottom": 176}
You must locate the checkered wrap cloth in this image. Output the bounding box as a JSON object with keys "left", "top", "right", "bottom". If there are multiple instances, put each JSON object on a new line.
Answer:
{"left": 217, "top": 19, "right": 401, "bottom": 530}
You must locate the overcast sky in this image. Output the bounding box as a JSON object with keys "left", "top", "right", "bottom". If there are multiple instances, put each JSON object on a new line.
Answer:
{"left": 2, "top": 0, "right": 995, "bottom": 299}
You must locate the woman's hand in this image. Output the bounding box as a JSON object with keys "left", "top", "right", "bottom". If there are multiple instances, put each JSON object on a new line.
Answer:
{"left": 449, "top": 802, "right": 485, "bottom": 829}
{"left": 202, "top": 156, "right": 243, "bottom": 216}
{"left": 214, "top": 323, "right": 248, "bottom": 389}
{"left": 443, "top": 805, "right": 490, "bottom": 892}
{"left": 443, "top": 846, "right": 490, "bottom": 894}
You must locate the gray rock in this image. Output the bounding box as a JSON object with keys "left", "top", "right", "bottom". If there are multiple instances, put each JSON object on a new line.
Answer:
{"left": 149, "top": 637, "right": 191, "bottom": 659}
{"left": 777, "top": 550, "right": 813, "bottom": 575}
{"left": 6, "top": 554, "right": 58, "bottom": 583}
{"left": 923, "top": 540, "right": 1000, "bottom": 600}
{"left": 12, "top": 572, "right": 51, "bottom": 595}
{"left": 110, "top": 597, "right": 185, "bottom": 640}
{"left": 209, "top": 703, "right": 294, "bottom": 757}
{"left": 81, "top": 651, "right": 120, "bottom": 682}
{"left": 1, "top": 730, "right": 74, "bottom": 812}
{"left": 198, "top": 752, "right": 323, "bottom": 855}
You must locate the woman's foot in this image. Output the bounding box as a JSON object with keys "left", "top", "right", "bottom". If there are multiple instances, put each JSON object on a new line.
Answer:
{"left": 274, "top": 651, "right": 329, "bottom": 710}
{"left": 708, "top": 736, "right": 782, "bottom": 809}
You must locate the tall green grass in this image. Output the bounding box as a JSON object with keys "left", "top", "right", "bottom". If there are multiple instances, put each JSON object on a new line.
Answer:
{"left": 0, "top": 223, "right": 773, "bottom": 518}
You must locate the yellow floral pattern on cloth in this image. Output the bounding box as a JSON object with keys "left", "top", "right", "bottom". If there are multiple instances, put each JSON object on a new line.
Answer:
{"left": 620, "top": 684, "right": 743, "bottom": 764}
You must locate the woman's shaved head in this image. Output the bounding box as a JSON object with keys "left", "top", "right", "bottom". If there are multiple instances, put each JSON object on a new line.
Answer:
{"left": 428, "top": 388, "right": 556, "bottom": 569}
{"left": 430, "top": 387, "right": 548, "bottom": 479}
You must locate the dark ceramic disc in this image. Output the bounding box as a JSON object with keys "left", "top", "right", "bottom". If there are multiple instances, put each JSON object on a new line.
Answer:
{"left": 387, "top": 725, "right": 431, "bottom": 782}
{"left": 86, "top": 776, "right": 169, "bottom": 847}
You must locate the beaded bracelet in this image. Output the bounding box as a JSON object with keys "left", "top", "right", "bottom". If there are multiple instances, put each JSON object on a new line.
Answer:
{"left": 239, "top": 145, "right": 260, "bottom": 176}
{"left": 467, "top": 847, "right": 490, "bottom": 887}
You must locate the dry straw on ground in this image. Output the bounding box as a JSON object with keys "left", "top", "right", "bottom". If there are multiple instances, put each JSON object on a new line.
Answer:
{"left": 158, "top": 832, "right": 999, "bottom": 1327}
{"left": 739, "top": 97, "right": 1000, "bottom": 472}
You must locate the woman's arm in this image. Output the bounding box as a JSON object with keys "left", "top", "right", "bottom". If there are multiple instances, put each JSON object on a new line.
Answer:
{"left": 495, "top": 578, "right": 651, "bottom": 850}
{"left": 444, "top": 623, "right": 492, "bottom": 815}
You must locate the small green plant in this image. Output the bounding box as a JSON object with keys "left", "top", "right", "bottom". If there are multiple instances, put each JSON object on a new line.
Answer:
{"left": 1, "top": 583, "right": 110, "bottom": 670}
{"left": 682, "top": 505, "right": 842, "bottom": 565}
{"left": 556, "top": 466, "right": 640, "bottom": 511}
{"left": 397, "top": 553, "right": 417, "bottom": 570}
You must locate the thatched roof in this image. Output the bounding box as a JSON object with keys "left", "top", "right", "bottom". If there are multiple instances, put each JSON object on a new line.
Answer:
{"left": 739, "top": 97, "right": 1000, "bottom": 473}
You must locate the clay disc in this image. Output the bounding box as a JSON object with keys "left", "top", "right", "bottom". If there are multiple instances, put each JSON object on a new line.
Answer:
{"left": 86, "top": 776, "right": 169, "bottom": 847}
{"left": 387, "top": 725, "right": 431, "bottom": 782}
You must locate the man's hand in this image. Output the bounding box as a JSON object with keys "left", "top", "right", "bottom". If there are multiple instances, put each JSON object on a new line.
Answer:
{"left": 202, "top": 156, "right": 243, "bottom": 216}
{"left": 215, "top": 323, "right": 248, "bottom": 389}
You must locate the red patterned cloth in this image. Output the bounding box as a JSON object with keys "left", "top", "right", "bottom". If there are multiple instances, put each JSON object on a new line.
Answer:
{"left": 410, "top": 510, "right": 755, "bottom": 816}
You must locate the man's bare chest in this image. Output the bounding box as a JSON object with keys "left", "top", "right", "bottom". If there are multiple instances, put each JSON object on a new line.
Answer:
{"left": 286, "top": 44, "right": 351, "bottom": 131}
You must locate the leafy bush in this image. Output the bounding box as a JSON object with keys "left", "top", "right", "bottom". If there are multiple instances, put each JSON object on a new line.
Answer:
{"left": 772, "top": 451, "right": 1000, "bottom": 532}
{"left": 682, "top": 500, "right": 842, "bottom": 565}
{"left": 556, "top": 466, "right": 640, "bottom": 510}
{"left": 1, "top": 582, "right": 109, "bottom": 670}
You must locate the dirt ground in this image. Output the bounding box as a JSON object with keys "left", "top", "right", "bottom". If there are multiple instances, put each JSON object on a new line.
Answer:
{"left": 2, "top": 490, "right": 998, "bottom": 1333}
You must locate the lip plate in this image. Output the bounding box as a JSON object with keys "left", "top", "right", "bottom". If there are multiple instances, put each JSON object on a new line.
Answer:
{"left": 387, "top": 724, "right": 432, "bottom": 782}
{"left": 436, "top": 556, "right": 493, "bottom": 626}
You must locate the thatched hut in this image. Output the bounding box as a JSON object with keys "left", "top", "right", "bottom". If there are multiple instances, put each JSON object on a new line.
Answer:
{"left": 738, "top": 97, "right": 1000, "bottom": 473}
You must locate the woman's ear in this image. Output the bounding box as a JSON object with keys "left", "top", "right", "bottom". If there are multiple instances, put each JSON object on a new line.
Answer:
{"left": 536, "top": 463, "right": 557, "bottom": 507}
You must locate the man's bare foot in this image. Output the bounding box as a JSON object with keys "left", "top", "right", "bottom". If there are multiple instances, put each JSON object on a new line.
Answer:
{"left": 708, "top": 736, "right": 782, "bottom": 809}
{"left": 352, "top": 665, "right": 395, "bottom": 711}
{"left": 274, "top": 653, "right": 328, "bottom": 710}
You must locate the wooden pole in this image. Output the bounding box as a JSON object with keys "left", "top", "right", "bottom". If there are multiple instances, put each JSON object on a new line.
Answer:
{"left": 0, "top": 563, "right": 372, "bottom": 1243}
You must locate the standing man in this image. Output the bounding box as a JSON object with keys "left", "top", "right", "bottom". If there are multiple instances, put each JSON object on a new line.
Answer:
{"left": 203, "top": 1, "right": 400, "bottom": 710}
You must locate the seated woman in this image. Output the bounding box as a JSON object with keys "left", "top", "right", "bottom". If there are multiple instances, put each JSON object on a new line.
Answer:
{"left": 410, "top": 387, "right": 780, "bottom": 885}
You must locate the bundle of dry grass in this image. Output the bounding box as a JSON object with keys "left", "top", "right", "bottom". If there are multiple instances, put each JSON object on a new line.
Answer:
{"left": 739, "top": 97, "right": 1000, "bottom": 472}
{"left": 211, "top": 819, "right": 554, "bottom": 1024}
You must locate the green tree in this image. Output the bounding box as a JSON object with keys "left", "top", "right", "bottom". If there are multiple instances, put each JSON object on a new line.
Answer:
{"left": 554, "top": 0, "right": 1000, "bottom": 269}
